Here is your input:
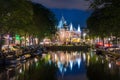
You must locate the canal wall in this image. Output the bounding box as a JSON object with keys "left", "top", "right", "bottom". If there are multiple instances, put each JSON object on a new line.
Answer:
{"left": 46, "top": 45, "right": 90, "bottom": 51}
{"left": 96, "top": 49, "right": 120, "bottom": 59}
{"left": 102, "top": 51, "right": 120, "bottom": 58}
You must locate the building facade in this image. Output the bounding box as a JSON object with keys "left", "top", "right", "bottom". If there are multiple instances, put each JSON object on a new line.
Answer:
{"left": 56, "top": 16, "right": 82, "bottom": 44}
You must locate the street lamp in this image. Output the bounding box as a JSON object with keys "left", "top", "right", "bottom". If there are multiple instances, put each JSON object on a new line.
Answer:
{"left": 83, "top": 33, "right": 86, "bottom": 42}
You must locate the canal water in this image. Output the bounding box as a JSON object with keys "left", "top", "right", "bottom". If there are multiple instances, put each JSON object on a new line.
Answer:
{"left": 0, "top": 50, "right": 120, "bottom": 80}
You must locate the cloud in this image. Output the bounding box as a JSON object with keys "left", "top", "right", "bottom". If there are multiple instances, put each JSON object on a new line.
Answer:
{"left": 31, "top": 0, "right": 90, "bottom": 10}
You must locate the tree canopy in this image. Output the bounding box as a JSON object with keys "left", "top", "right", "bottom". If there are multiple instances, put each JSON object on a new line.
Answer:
{"left": 87, "top": 0, "right": 120, "bottom": 37}
{"left": 0, "top": 0, "right": 33, "bottom": 34}
{"left": 32, "top": 3, "right": 57, "bottom": 39}
{"left": 0, "top": 0, "right": 57, "bottom": 38}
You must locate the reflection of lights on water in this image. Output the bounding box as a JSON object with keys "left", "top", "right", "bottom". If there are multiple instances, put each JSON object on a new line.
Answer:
{"left": 83, "top": 33, "right": 86, "bottom": 37}
{"left": 76, "top": 58, "right": 81, "bottom": 68}
{"left": 66, "top": 54, "right": 69, "bottom": 61}
{"left": 96, "top": 57, "right": 98, "bottom": 61}
{"left": 27, "top": 62, "right": 30, "bottom": 66}
{"left": 19, "top": 68, "right": 22, "bottom": 73}
{"left": 90, "top": 52, "right": 93, "bottom": 57}
{"left": 57, "top": 61, "right": 63, "bottom": 73}
{"left": 83, "top": 53, "right": 86, "bottom": 61}
{"left": 36, "top": 63, "right": 39, "bottom": 67}
{"left": 64, "top": 68, "right": 67, "bottom": 72}
{"left": 49, "top": 60, "right": 52, "bottom": 65}
{"left": 87, "top": 55, "right": 90, "bottom": 66}
{"left": 106, "top": 55, "right": 109, "bottom": 61}
{"left": 109, "top": 62, "right": 112, "bottom": 68}
{"left": 70, "top": 60, "right": 73, "bottom": 70}
{"left": 55, "top": 54, "right": 57, "bottom": 61}
{"left": 108, "top": 38, "right": 111, "bottom": 41}
{"left": 73, "top": 52, "right": 77, "bottom": 55}
{"left": 34, "top": 58, "right": 38, "bottom": 62}
{"left": 102, "top": 60, "right": 104, "bottom": 64}
{"left": 60, "top": 56, "right": 63, "bottom": 61}
{"left": 23, "top": 64, "right": 26, "bottom": 71}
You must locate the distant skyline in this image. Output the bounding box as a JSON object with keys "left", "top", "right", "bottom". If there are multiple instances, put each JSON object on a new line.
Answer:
{"left": 31, "top": 0, "right": 92, "bottom": 28}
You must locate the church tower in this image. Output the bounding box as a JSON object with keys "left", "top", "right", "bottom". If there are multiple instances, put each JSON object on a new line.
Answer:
{"left": 58, "top": 16, "right": 68, "bottom": 30}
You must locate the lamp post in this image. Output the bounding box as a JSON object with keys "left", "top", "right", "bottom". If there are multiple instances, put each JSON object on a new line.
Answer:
{"left": 83, "top": 33, "right": 86, "bottom": 42}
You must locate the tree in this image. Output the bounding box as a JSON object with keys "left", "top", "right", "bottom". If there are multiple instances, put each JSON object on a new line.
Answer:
{"left": 0, "top": 0, "right": 33, "bottom": 34}
{"left": 87, "top": 0, "right": 120, "bottom": 37}
{"left": 87, "top": 0, "right": 120, "bottom": 45}
{"left": 87, "top": 58, "right": 120, "bottom": 80}
{"left": 32, "top": 3, "right": 57, "bottom": 39}
{"left": 0, "top": 0, "right": 33, "bottom": 49}
{"left": 0, "top": 0, "right": 57, "bottom": 49}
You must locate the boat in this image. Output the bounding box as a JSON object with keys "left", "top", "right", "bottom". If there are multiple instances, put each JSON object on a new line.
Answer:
{"left": 116, "top": 58, "right": 120, "bottom": 66}
{"left": 5, "top": 55, "right": 21, "bottom": 65}
{"left": 96, "top": 49, "right": 103, "bottom": 55}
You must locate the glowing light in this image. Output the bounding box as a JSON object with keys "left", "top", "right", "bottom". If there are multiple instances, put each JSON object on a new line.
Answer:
{"left": 77, "top": 25, "right": 81, "bottom": 32}
{"left": 102, "top": 60, "right": 104, "bottom": 64}
{"left": 36, "top": 63, "right": 39, "bottom": 67}
{"left": 58, "top": 16, "right": 66, "bottom": 29}
{"left": 64, "top": 68, "right": 67, "bottom": 72}
{"left": 58, "top": 20, "right": 63, "bottom": 29}
{"left": 96, "top": 57, "right": 98, "bottom": 61}
{"left": 83, "top": 33, "right": 86, "bottom": 42}
{"left": 70, "top": 23, "right": 73, "bottom": 31}
{"left": 108, "top": 62, "right": 112, "bottom": 68}
{"left": 90, "top": 52, "right": 93, "bottom": 57}
{"left": 87, "top": 55, "right": 90, "bottom": 66}
{"left": 55, "top": 54, "right": 57, "bottom": 61}
{"left": 83, "top": 53, "right": 86, "bottom": 61}
{"left": 49, "top": 60, "right": 52, "bottom": 65}
{"left": 19, "top": 69, "right": 22, "bottom": 73}
{"left": 97, "top": 42, "right": 103, "bottom": 46}
{"left": 69, "top": 60, "right": 73, "bottom": 70}
{"left": 104, "top": 43, "right": 112, "bottom": 47}
{"left": 15, "top": 34, "right": 20, "bottom": 40}
{"left": 83, "top": 33, "right": 86, "bottom": 37}
{"left": 35, "top": 38, "right": 38, "bottom": 44}
{"left": 27, "top": 62, "right": 30, "bottom": 66}
{"left": 76, "top": 58, "right": 81, "bottom": 68}
{"left": 34, "top": 58, "right": 38, "bottom": 62}
{"left": 57, "top": 61, "right": 63, "bottom": 73}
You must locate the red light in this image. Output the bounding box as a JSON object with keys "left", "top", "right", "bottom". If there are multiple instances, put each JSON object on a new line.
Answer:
{"left": 104, "top": 43, "right": 112, "bottom": 47}
{"left": 105, "top": 44, "right": 109, "bottom": 47}
{"left": 97, "top": 42, "right": 103, "bottom": 46}
{"left": 110, "top": 44, "right": 112, "bottom": 47}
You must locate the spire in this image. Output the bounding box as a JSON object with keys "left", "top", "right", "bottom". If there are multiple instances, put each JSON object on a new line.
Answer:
{"left": 70, "top": 23, "right": 73, "bottom": 31}
{"left": 58, "top": 16, "right": 67, "bottom": 29}
{"left": 61, "top": 16, "right": 66, "bottom": 25}
{"left": 77, "top": 25, "right": 81, "bottom": 32}
{"left": 58, "top": 20, "right": 63, "bottom": 29}
{"left": 61, "top": 16, "right": 65, "bottom": 22}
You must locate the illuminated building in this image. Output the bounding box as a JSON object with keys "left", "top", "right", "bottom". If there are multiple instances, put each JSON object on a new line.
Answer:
{"left": 56, "top": 16, "right": 82, "bottom": 44}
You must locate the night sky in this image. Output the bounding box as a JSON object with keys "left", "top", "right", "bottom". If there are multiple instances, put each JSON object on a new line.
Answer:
{"left": 32, "top": 0, "right": 92, "bottom": 28}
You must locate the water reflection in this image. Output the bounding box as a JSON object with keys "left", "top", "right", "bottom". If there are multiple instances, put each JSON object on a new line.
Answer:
{"left": 43, "top": 51, "right": 120, "bottom": 80}
{"left": 44, "top": 51, "right": 88, "bottom": 80}
{"left": 0, "top": 51, "right": 120, "bottom": 80}
{"left": 47, "top": 51, "right": 83, "bottom": 72}
{"left": 0, "top": 57, "right": 57, "bottom": 80}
